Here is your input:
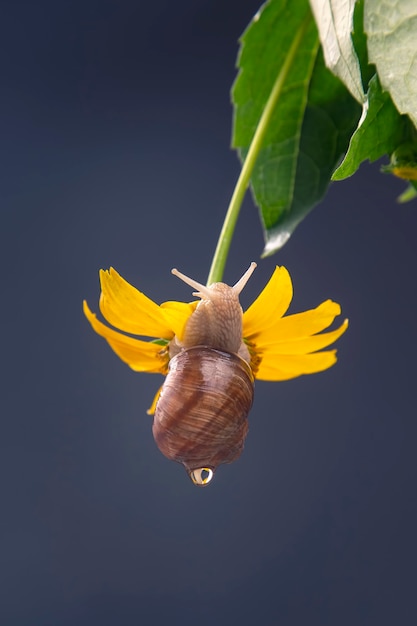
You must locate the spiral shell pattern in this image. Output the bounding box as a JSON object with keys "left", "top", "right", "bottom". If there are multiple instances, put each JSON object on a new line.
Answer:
{"left": 152, "top": 345, "right": 254, "bottom": 477}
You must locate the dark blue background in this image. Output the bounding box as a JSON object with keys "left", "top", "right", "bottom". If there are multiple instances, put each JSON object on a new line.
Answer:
{"left": 2, "top": 1, "right": 417, "bottom": 624}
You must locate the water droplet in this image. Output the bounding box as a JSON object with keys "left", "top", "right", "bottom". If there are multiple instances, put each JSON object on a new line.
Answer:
{"left": 189, "top": 467, "right": 214, "bottom": 486}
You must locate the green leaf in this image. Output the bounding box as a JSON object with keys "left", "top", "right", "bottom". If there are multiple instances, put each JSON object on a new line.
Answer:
{"left": 364, "top": 0, "right": 417, "bottom": 128}
{"left": 232, "top": 0, "right": 361, "bottom": 255}
{"left": 381, "top": 141, "right": 417, "bottom": 202}
{"left": 350, "top": 0, "right": 375, "bottom": 90}
{"left": 381, "top": 141, "right": 417, "bottom": 179}
{"left": 309, "top": 0, "right": 365, "bottom": 103}
{"left": 332, "top": 74, "right": 410, "bottom": 180}
{"left": 397, "top": 182, "right": 417, "bottom": 204}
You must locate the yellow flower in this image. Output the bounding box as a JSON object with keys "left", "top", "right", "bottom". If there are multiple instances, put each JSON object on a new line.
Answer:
{"left": 83, "top": 265, "right": 348, "bottom": 410}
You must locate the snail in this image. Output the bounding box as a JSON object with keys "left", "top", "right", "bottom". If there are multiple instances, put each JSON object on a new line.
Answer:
{"left": 152, "top": 263, "right": 257, "bottom": 486}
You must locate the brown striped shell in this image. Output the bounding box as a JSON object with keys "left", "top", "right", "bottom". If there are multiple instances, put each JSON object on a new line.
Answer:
{"left": 152, "top": 345, "right": 254, "bottom": 485}
{"left": 152, "top": 264, "right": 257, "bottom": 486}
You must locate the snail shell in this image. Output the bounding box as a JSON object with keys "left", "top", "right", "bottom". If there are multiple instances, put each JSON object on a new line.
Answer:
{"left": 152, "top": 264, "right": 257, "bottom": 486}
{"left": 152, "top": 345, "right": 254, "bottom": 483}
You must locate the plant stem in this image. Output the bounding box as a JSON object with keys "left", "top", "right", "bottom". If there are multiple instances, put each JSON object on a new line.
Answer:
{"left": 206, "top": 12, "right": 312, "bottom": 286}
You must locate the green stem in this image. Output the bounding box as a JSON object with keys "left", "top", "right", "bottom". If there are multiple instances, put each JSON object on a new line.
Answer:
{"left": 206, "top": 12, "right": 311, "bottom": 286}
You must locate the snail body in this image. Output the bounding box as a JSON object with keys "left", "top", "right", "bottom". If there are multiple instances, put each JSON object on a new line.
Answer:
{"left": 152, "top": 263, "right": 257, "bottom": 486}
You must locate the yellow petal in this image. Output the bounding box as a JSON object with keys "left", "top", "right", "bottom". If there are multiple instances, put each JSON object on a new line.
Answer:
{"left": 83, "top": 301, "right": 168, "bottom": 373}
{"left": 255, "top": 350, "right": 338, "bottom": 381}
{"left": 147, "top": 385, "right": 163, "bottom": 415}
{"left": 160, "top": 300, "right": 197, "bottom": 342}
{"left": 256, "top": 319, "right": 349, "bottom": 354}
{"left": 243, "top": 266, "right": 293, "bottom": 339}
{"left": 248, "top": 299, "right": 342, "bottom": 345}
{"left": 99, "top": 267, "right": 174, "bottom": 338}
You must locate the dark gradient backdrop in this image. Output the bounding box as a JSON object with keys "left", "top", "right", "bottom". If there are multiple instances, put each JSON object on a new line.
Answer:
{"left": 2, "top": 1, "right": 417, "bottom": 625}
